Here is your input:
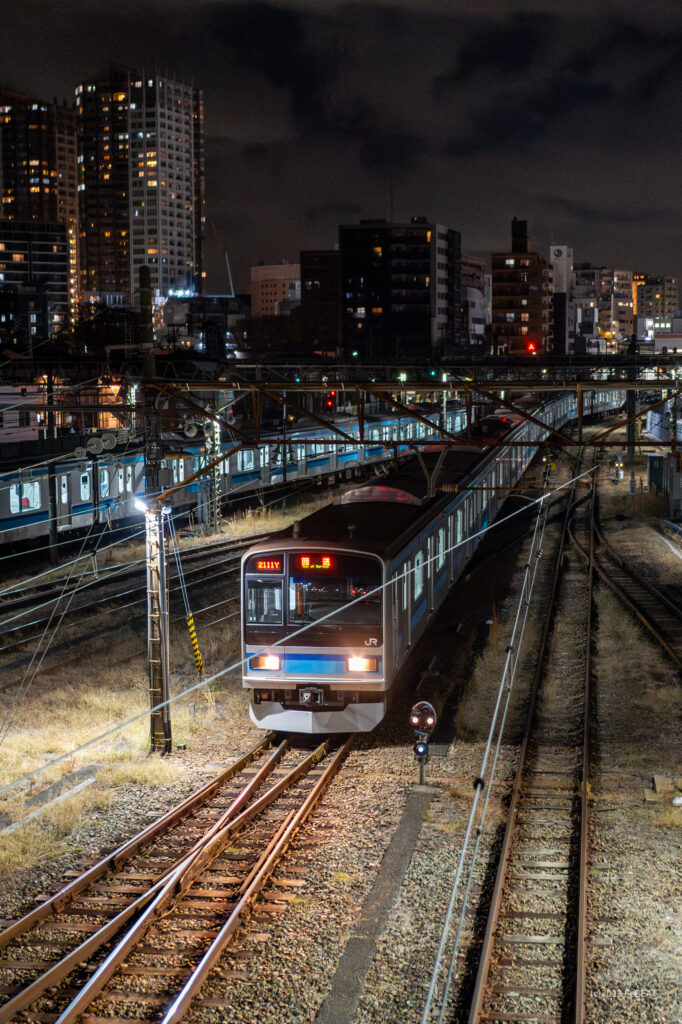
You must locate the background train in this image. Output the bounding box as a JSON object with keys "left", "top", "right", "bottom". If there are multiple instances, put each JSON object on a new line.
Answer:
{"left": 0, "top": 404, "right": 468, "bottom": 548}
{"left": 241, "top": 390, "right": 624, "bottom": 734}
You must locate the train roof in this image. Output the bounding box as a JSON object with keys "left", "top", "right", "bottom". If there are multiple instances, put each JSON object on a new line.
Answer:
{"left": 270, "top": 447, "right": 487, "bottom": 559}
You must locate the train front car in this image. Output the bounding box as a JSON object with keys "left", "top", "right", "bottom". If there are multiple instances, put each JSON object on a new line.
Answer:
{"left": 242, "top": 539, "right": 388, "bottom": 733}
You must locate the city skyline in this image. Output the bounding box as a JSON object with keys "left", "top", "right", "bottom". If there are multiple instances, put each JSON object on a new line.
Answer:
{"left": 2, "top": 0, "right": 682, "bottom": 295}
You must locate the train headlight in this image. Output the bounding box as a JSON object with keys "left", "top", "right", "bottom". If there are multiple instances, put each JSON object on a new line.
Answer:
{"left": 347, "top": 656, "right": 378, "bottom": 672}
{"left": 250, "top": 655, "right": 281, "bottom": 671}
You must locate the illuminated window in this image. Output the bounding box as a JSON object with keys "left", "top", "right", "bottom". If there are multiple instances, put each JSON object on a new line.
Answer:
{"left": 13, "top": 253, "right": 24, "bottom": 262}
{"left": 413, "top": 550, "right": 424, "bottom": 600}
{"left": 372, "top": 246, "right": 383, "bottom": 256}
{"left": 505, "top": 258, "right": 515, "bottom": 266}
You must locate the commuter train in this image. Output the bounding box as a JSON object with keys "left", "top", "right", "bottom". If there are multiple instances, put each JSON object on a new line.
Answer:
{"left": 241, "top": 389, "right": 624, "bottom": 733}
{"left": 0, "top": 405, "right": 468, "bottom": 548}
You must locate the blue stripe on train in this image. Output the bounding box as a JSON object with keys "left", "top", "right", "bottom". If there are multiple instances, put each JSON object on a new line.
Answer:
{"left": 0, "top": 510, "right": 50, "bottom": 529}
{"left": 247, "top": 652, "right": 382, "bottom": 675}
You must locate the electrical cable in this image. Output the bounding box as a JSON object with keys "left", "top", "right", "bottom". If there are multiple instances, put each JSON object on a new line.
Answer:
{"left": 0, "top": 466, "right": 595, "bottom": 799}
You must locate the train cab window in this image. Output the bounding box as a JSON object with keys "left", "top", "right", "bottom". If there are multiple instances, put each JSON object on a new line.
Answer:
{"left": 287, "top": 554, "right": 381, "bottom": 627}
{"left": 246, "top": 579, "right": 283, "bottom": 625}
{"left": 9, "top": 481, "right": 41, "bottom": 514}
{"left": 100, "top": 468, "right": 109, "bottom": 498}
{"left": 80, "top": 473, "right": 90, "bottom": 501}
{"left": 413, "top": 550, "right": 424, "bottom": 600}
{"left": 125, "top": 466, "right": 133, "bottom": 492}
{"left": 60, "top": 475, "right": 69, "bottom": 505}
{"left": 436, "top": 526, "right": 446, "bottom": 570}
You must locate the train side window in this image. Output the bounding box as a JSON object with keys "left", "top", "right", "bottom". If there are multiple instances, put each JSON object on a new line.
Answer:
{"left": 413, "top": 550, "right": 424, "bottom": 600}
{"left": 456, "top": 508, "right": 463, "bottom": 545}
{"left": 118, "top": 468, "right": 124, "bottom": 493}
{"left": 9, "top": 481, "right": 41, "bottom": 514}
{"left": 402, "top": 561, "right": 409, "bottom": 610}
{"left": 237, "top": 450, "right": 254, "bottom": 472}
{"left": 100, "top": 468, "right": 109, "bottom": 497}
{"left": 80, "top": 473, "right": 90, "bottom": 501}
{"left": 179, "top": 459, "right": 185, "bottom": 481}
{"left": 60, "top": 475, "right": 69, "bottom": 505}
{"left": 125, "top": 466, "right": 133, "bottom": 492}
{"left": 437, "top": 526, "right": 446, "bottom": 570}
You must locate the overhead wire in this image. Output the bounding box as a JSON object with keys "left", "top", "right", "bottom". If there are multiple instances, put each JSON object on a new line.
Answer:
{"left": 0, "top": 466, "right": 595, "bottom": 800}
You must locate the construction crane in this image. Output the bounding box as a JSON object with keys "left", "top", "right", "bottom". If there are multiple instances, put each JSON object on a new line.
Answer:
{"left": 210, "top": 219, "right": 235, "bottom": 298}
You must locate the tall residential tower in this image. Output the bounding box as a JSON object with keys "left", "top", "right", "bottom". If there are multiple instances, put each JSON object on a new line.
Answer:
{"left": 76, "top": 66, "right": 205, "bottom": 307}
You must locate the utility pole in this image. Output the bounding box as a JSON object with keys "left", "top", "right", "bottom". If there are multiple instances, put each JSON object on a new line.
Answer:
{"left": 626, "top": 389, "right": 636, "bottom": 466}
{"left": 201, "top": 408, "right": 220, "bottom": 533}
{"left": 145, "top": 504, "right": 172, "bottom": 753}
{"left": 139, "top": 265, "right": 161, "bottom": 498}
{"left": 46, "top": 369, "right": 59, "bottom": 566}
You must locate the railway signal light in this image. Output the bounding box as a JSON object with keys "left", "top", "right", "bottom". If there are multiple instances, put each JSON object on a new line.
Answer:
{"left": 410, "top": 700, "right": 437, "bottom": 766}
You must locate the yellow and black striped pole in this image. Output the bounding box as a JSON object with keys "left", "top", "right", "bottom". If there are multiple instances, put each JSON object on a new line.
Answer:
{"left": 186, "top": 613, "right": 203, "bottom": 674}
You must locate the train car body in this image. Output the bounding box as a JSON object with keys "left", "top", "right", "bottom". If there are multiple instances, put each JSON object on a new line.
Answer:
{"left": 0, "top": 406, "right": 466, "bottom": 548}
{"left": 241, "top": 390, "right": 624, "bottom": 734}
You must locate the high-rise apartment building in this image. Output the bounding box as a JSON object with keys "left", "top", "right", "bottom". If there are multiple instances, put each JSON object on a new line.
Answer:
{"left": 636, "top": 275, "right": 679, "bottom": 319}
{"left": 339, "top": 216, "right": 463, "bottom": 359}
{"left": 76, "top": 66, "right": 205, "bottom": 306}
{"left": 0, "top": 91, "right": 79, "bottom": 324}
{"left": 491, "top": 219, "right": 551, "bottom": 355}
{"left": 0, "top": 221, "right": 69, "bottom": 345}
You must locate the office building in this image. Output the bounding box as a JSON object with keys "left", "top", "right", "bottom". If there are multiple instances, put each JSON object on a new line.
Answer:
{"left": 250, "top": 262, "right": 301, "bottom": 318}
{"left": 76, "top": 66, "right": 205, "bottom": 306}
{"left": 300, "top": 250, "right": 339, "bottom": 354}
{"left": 491, "top": 219, "right": 551, "bottom": 355}
{"left": 339, "top": 216, "right": 462, "bottom": 359}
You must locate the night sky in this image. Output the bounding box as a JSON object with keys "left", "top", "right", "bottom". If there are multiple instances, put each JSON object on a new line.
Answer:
{"left": 3, "top": 0, "right": 682, "bottom": 294}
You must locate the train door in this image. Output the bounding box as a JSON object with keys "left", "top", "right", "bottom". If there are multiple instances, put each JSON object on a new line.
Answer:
{"left": 391, "top": 572, "right": 401, "bottom": 668}
{"left": 58, "top": 473, "right": 70, "bottom": 529}
{"left": 403, "top": 558, "right": 411, "bottom": 648}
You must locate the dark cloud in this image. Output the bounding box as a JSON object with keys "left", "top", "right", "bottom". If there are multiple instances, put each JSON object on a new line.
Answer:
{"left": 443, "top": 73, "right": 612, "bottom": 156}
{"left": 434, "top": 12, "right": 555, "bottom": 93}
{"left": 2, "top": 1, "right": 682, "bottom": 288}
{"left": 208, "top": 2, "right": 337, "bottom": 128}
{"left": 542, "top": 196, "right": 670, "bottom": 226}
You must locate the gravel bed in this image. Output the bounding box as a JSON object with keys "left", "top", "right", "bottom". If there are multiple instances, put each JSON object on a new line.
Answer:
{"left": 585, "top": 460, "right": 682, "bottom": 1024}
{"left": 0, "top": 450, "right": 679, "bottom": 1023}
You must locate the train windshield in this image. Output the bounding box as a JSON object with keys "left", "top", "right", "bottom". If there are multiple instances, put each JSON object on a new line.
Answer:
{"left": 287, "top": 554, "right": 381, "bottom": 628}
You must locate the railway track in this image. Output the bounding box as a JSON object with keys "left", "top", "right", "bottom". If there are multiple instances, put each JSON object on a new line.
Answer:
{"left": 0, "top": 733, "right": 352, "bottom": 1024}
{"left": 564, "top": 486, "right": 682, "bottom": 671}
{"left": 0, "top": 542, "right": 248, "bottom": 664}
{"left": 467, "top": 460, "right": 594, "bottom": 1024}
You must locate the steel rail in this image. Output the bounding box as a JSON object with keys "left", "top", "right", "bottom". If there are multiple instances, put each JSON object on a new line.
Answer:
{"left": 570, "top": 504, "right": 682, "bottom": 670}
{"left": 594, "top": 521, "right": 682, "bottom": 618}
{"left": 161, "top": 735, "right": 354, "bottom": 1024}
{"left": 467, "top": 464, "right": 579, "bottom": 1023}
{"left": 0, "top": 737, "right": 289, "bottom": 1024}
{"left": 589, "top": 554, "right": 682, "bottom": 671}
{"left": 53, "top": 739, "right": 335, "bottom": 1024}
{"left": 575, "top": 455, "right": 596, "bottom": 1024}
{"left": 0, "top": 733, "right": 274, "bottom": 950}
